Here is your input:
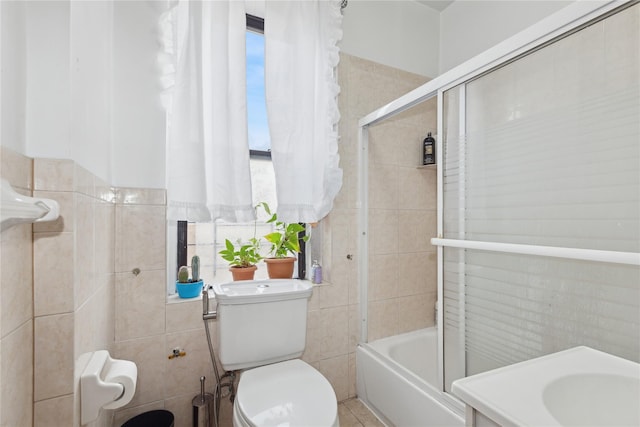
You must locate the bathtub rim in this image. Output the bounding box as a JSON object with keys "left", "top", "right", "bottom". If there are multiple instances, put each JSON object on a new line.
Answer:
{"left": 367, "top": 327, "right": 438, "bottom": 387}
{"left": 358, "top": 329, "right": 465, "bottom": 420}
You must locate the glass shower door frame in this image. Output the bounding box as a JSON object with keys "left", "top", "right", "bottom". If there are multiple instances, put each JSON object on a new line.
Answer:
{"left": 434, "top": 0, "right": 639, "bottom": 398}
{"left": 356, "top": 0, "right": 629, "bottom": 400}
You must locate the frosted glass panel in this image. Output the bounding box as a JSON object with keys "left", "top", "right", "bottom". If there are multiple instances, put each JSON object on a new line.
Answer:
{"left": 446, "top": 8, "right": 640, "bottom": 252}
{"left": 442, "top": 4, "right": 640, "bottom": 392}
{"left": 444, "top": 248, "right": 639, "bottom": 372}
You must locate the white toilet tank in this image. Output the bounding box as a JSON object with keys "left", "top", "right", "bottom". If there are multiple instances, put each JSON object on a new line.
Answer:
{"left": 212, "top": 279, "right": 312, "bottom": 371}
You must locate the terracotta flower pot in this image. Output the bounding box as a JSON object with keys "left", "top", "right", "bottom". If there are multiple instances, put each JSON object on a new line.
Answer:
{"left": 264, "top": 257, "right": 296, "bottom": 279}
{"left": 230, "top": 265, "right": 258, "bottom": 281}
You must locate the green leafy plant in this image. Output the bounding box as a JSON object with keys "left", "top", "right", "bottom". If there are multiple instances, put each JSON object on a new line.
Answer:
{"left": 177, "top": 255, "right": 202, "bottom": 282}
{"left": 219, "top": 238, "right": 262, "bottom": 268}
{"left": 258, "top": 202, "right": 308, "bottom": 258}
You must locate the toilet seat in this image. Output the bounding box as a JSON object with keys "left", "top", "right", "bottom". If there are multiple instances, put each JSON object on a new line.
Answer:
{"left": 234, "top": 359, "right": 339, "bottom": 427}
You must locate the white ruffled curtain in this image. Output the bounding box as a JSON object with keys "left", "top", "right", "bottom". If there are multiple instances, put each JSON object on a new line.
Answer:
{"left": 163, "top": 0, "right": 343, "bottom": 224}
{"left": 265, "top": 0, "right": 343, "bottom": 223}
{"left": 164, "top": 0, "right": 255, "bottom": 222}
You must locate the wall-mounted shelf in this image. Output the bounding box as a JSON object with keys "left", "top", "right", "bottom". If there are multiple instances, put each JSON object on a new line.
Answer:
{"left": 0, "top": 179, "right": 59, "bottom": 232}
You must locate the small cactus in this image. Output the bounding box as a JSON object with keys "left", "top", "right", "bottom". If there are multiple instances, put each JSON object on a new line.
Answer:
{"left": 177, "top": 265, "right": 190, "bottom": 283}
{"left": 191, "top": 255, "right": 200, "bottom": 282}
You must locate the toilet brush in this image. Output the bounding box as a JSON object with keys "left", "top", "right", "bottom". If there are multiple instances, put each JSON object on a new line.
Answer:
{"left": 192, "top": 376, "right": 216, "bottom": 427}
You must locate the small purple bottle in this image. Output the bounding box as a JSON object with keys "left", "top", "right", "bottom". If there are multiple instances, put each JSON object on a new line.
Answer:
{"left": 311, "top": 260, "right": 322, "bottom": 284}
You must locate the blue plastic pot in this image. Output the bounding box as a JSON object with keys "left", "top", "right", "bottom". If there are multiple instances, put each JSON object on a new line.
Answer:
{"left": 176, "top": 280, "right": 203, "bottom": 298}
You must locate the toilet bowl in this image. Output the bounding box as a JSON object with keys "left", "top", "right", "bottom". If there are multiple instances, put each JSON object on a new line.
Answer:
{"left": 232, "top": 359, "right": 338, "bottom": 427}
{"left": 212, "top": 280, "right": 339, "bottom": 427}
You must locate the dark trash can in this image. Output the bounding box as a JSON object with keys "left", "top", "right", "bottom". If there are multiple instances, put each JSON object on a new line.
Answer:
{"left": 122, "top": 410, "right": 174, "bottom": 427}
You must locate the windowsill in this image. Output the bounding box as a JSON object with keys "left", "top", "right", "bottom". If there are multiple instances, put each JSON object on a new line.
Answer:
{"left": 166, "top": 279, "right": 319, "bottom": 304}
{"left": 309, "top": 281, "right": 332, "bottom": 287}
{"left": 166, "top": 289, "right": 213, "bottom": 305}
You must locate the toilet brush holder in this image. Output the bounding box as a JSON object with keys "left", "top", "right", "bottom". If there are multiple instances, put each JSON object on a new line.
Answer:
{"left": 192, "top": 376, "right": 216, "bottom": 427}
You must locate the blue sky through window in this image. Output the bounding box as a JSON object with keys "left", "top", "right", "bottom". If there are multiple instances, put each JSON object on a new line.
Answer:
{"left": 246, "top": 31, "right": 270, "bottom": 152}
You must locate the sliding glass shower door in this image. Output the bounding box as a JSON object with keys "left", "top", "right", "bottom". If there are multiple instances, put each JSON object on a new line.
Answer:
{"left": 441, "top": 3, "right": 640, "bottom": 393}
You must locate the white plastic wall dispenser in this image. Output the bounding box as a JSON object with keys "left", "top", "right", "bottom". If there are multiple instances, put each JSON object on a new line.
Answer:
{"left": 80, "top": 350, "right": 137, "bottom": 425}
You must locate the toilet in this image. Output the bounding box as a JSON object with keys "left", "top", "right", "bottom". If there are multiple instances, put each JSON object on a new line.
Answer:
{"left": 213, "top": 279, "right": 339, "bottom": 427}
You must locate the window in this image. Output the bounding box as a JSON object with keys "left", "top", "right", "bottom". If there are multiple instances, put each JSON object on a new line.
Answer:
{"left": 170, "top": 15, "right": 309, "bottom": 293}
{"left": 246, "top": 14, "right": 269, "bottom": 156}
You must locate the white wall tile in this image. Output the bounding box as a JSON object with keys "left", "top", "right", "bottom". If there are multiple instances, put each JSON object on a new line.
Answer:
{"left": 34, "top": 313, "right": 74, "bottom": 400}
{"left": 321, "top": 306, "right": 350, "bottom": 359}
{"left": 34, "top": 394, "right": 73, "bottom": 427}
{"left": 368, "top": 164, "right": 399, "bottom": 210}
{"left": 302, "top": 310, "right": 323, "bottom": 364}
{"left": 165, "top": 300, "right": 206, "bottom": 334}
{"left": 115, "top": 269, "right": 166, "bottom": 341}
{"left": 367, "top": 299, "right": 398, "bottom": 341}
{"left": 115, "top": 204, "right": 166, "bottom": 273}
{"left": 1, "top": 223, "right": 34, "bottom": 336}
{"left": 318, "top": 355, "right": 349, "bottom": 402}
{"left": 1, "top": 321, "right": 33, "bottom": 427}
{"left": 164, "top": 329, "right": 215, "bottom": 399}
{"left": 34, "top": 158, "right": 75, "bottom": 192}
{"left": 368, "top": 209, "right": 398, "bottom": 255}
{"left": 397, "top": 252, "right": 435, "bottom": 297}
{"left": 113, "top": 336, "right": 166, "bottom": 409}
{"left": 368, "top": 254, "right": 399, "bottom": 302}
{"left": 33, "top": 232, "right": 74, "bottom": 316}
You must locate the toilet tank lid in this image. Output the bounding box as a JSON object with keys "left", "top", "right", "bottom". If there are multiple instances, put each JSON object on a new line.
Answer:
{"left": 213, "top": 279, "right": 312, "bottom": 304}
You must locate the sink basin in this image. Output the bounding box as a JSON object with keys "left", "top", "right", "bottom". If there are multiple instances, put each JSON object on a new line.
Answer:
{"left": 543, "top": 373, "right": 640, "bottom": 426}
{"left": 452, "top": 347, "right": 640, "bottom": 426}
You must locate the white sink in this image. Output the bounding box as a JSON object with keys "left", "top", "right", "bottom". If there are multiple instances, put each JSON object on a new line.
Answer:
{"left": 543, "top": 373, "right": 640, "bottom": 426}
{"left": 452, "top": 346, "right": 640, "bottom": 426}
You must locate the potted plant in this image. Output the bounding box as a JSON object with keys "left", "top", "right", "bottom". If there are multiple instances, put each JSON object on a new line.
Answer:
{"left": 176, "top": 255, "right": 204, "bottom": 298}
{"left": 258, "top": 202, "right": 308, "bottom": 279}
{"left": 219, "top": 237, "right": 262, "bottom": 281}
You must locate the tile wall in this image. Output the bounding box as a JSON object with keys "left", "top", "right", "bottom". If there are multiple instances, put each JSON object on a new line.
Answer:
{"left": 366, "top": 84, "right": 438, "bottom": 342}
{"left": 0, "top": 147, "right": 34, "bottom": 427}
{"left": 298, "top": 53, "right": 437, "bottom": 402}
{"left": 0, "top": 151, "right": 204, "bottom": 427}
{"left": 31, "top": 158, "right": 115, "bottom": 427}
{"left": 111, "top": 189, "right": 223, "bottom": 427}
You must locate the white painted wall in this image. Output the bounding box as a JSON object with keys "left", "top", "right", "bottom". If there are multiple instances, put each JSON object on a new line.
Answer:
{"left": 1, "top": 1, "right": 27, "bottom": 154}
{"left": 3, "top": 0, "right": 584, "bottom": 187}
{"left": 341, "top": 0, "right": 441, "bottom": 78}
{"left": 22, "top": 0, "right": 166, "bottom": 188}
{"left": 25, "top": 1, "right": 71, "bottom": 161}
{"left": 69, "top": 1, "right": 112, "bottom": 182}
{"left": 439, "top": 0, "right": 572, "bottom": 73}
{"left": 111, "top": 1, "right": 167, "bottom": 189}
{"left": 25, "top": 0, "right": 112, "bottom": 182}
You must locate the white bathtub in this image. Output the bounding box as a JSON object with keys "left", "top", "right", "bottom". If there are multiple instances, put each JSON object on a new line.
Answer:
{"left": 356, "top": 328, "right": 464, "bottom": 426}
